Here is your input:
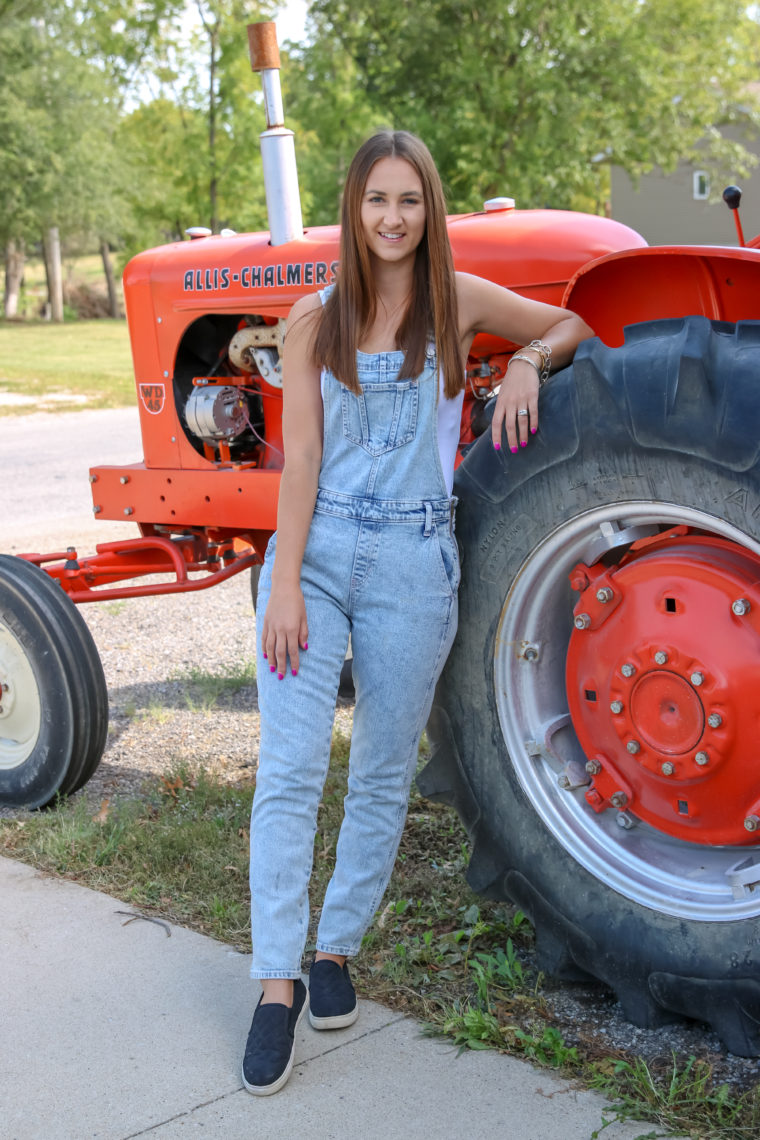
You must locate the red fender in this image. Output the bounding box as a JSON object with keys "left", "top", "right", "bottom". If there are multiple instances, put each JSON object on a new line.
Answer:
{"left": 562, "top": 245, "right": 760, "bottom": 346}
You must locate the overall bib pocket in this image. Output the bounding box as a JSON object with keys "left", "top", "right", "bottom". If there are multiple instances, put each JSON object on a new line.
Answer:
{"left": 341, "top": 381, "right": 419, "bottom": 457}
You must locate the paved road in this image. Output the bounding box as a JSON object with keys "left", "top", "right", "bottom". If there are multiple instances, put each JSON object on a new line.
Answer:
{"left": 0, "top": 408, "right": 143, "bottom": 552}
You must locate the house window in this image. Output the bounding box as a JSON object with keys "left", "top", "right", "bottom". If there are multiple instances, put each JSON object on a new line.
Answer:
{"left": 693, "top": 171, "right": 710, "bottom": 200}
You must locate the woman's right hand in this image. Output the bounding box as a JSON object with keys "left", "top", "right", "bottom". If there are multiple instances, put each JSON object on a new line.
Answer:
{"left": 260, "top": 581, "right": 309, "bottom": 679}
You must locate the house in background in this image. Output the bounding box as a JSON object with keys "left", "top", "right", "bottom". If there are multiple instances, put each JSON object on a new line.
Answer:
{"left": 611, "top": 122, "right": 760, "bottom": 246}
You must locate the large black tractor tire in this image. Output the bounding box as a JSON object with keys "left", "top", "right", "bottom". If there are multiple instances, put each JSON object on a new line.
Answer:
{"left": 0, "top": 556, "right": 108, "bottom": 808}
{"left": 418, "top": 316, "right": 760, "bottom": 1056}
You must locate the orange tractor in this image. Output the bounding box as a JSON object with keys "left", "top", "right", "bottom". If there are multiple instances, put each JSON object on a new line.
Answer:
{"left": 3, "top": 23, "right": 760, "bottom": 1055}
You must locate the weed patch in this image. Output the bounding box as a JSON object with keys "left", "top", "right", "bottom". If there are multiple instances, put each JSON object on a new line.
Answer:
{"left": 172, "top": 659, "right": 257, "bottom": 711}
{"left": 589, "top": 1054, "right": 760, "bottom": 1138}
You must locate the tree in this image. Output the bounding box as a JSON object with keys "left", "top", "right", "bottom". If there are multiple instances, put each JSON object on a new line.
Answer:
{"left": 0, "top": 3, "right": 136, "bottom": 316}
{"left": 296, "top": 0, "right": 760, "bottom": 213}
{"left": 285, "top": 37, "right": 384, "bottom": 225}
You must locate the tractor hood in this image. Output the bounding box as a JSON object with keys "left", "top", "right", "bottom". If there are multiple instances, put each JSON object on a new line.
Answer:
{"left": 123, "top": 207, "right": 647, "bottom": 324}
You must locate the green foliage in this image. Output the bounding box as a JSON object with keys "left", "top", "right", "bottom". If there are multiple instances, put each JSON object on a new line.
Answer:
{"left": 172, "top": 658, "right": 257, "bottom": 711}
{"left": 298, "top": 0, "right": 760, "bottom": 213}
{"left": 590, "top": 1052, "right": 760, "bottom": 1137}
{"left": 284, "top": 40, "right": 385, "bottom": 225}
{"left": 4, "top": 0, "right": 759, "bottom": 291}
{"left": 0, "top": 4, "right": 133, "bottom": 249}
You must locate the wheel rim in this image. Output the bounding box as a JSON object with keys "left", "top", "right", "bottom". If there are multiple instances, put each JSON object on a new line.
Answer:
{"left": 0, "top": 621, "right": 42, "bottom": 770}
{"left": 495, "top": 500, "right": 760, "bottom": 921}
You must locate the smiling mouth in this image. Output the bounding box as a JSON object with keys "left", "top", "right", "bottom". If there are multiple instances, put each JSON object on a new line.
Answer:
{"left": 379, "top": 232, "right": 404, "bottom": 241}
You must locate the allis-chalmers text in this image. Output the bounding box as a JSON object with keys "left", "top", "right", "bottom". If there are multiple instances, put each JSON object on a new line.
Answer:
{"left": 182, "top": 261, "right": 339, "bottom": 292}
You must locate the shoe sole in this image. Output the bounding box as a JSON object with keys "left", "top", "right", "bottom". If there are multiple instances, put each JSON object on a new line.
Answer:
{"left": 241, "top": 992, "right": 310, "bottom": 1096}
{"left": 309, "top": 1002, "right": 359, "bottom": 1031}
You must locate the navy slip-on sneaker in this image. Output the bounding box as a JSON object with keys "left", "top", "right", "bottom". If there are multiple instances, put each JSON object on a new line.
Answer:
{"left": 308, "top": 959, "right": 359, "bottom": 1030}
{"left": 242, "top": 978, "right": 309, "bottom": 1095}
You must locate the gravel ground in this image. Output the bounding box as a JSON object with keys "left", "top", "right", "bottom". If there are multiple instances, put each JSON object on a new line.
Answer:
{"left": 73, "top": 570, "right": 356, "bottom": 805}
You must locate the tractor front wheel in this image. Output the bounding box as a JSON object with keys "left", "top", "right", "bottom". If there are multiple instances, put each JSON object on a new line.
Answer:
{"left": 0, "top": 556, "right": 108, "bottom": 808}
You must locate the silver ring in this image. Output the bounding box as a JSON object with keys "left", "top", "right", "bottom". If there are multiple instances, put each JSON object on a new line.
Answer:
{"left": 517, "top": 408, "right": 529, "bottom": 416}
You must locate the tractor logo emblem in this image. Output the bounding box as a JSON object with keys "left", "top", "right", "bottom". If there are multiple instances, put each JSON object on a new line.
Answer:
{"left": 140, "top": 383, "right": 166, "bottom": 415}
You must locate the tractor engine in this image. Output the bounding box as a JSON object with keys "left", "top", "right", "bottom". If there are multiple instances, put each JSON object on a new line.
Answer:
{"left": 178, "top": 316, "right": 284, "bottom": 466}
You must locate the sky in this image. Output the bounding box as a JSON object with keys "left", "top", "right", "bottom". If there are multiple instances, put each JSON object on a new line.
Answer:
{"left": 274, "top": 0, "right": 309, "bottom": 46}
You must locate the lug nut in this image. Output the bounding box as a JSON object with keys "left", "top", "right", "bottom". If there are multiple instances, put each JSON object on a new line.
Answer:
{"left": 616, "top": 811, "right": 635, "bottom": 830}
{"left": 574, "top": 613, "right": 591, "bottom": 630}
{"left": 610, "top": 791, "right": 627, "bottom": 808}
{"left": 661, "top": 761, "right": 675, "bottom": 775}
{"left": 732, "top": 598, "right": 751, "bottom": 616}
{"left": 596, "top": 587, "right": 614, "bottom": 603}
{"left": 695, "top": 751, "right": 709, "bottom": 766}
{"left": 744, "top": 815, "right": 760, "bottom": 832}
{"left": 626, "top": 740, "right": 641, "bottom": 754}
{"left": 610, "top": 700, "right": 623, "bottom": 714}
{"left": 707, "top": 713, "right": 722, "bottom": 728}
{"left": 585, "top": 758, "right": 602, "bottom": 775}
{"left": 570, "top": 570, "right": 589, "bottom": 592}
{"left": 690, "top": 671, "right": 704, "bottom": 686}
{"left": 621, "top": 663, "right": 636, "bottom": 678}
{"left": 654, "top": 651, "right": 668, "bottom": 665}
{"left": 557, "top": 775, "right": 571, "bottom": 789}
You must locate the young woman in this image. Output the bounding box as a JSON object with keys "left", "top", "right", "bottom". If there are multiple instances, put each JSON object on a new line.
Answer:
{"left": 242, "top": 130, "right": 593, "bottom": 1095}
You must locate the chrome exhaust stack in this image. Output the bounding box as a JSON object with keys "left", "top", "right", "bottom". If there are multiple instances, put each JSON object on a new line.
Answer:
{"left": 247, "top": 22, "right": 304, "bottom": 246}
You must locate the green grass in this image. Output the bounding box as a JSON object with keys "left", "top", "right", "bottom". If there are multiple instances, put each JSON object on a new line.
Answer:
{"left": 3, "top": 734, "right": 760, "bottom": 1137}
{"left": 172, "top": 660, "right": 257, "bottom": 711}
{"left": 0, "top": 320, "right": 135, "bottom": 414}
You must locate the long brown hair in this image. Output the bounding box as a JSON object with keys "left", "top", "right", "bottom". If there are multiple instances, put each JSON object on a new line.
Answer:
{"left": 312, "top": 131, "right": 463, "bottom": 399}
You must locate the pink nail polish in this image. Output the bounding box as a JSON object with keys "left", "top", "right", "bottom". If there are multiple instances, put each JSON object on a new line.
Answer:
{"left": 530, "top": 427, "right": 537, "bottom": 435}
{"left": 303, "top": 642, "right": 308, "bottom": 650}
{"left": 291, "top": 669, "right": 297, "bottom": 676}
{"left": 270, "top": 665, "right": 275, "bottom": 673}
{"left": 493, "top": 441, "right": 501, "bottom": 451}
{"left": 520, "top": 440, "right": 527, "bottom": 448}
{"left": 278, "top": 672, "right": 284, "bottom": 680}
{"left": 262, "top": 651, "right": 268, "bottom": 659}
{"left": 511, "top": 446, "right": 518, "bottom": 454}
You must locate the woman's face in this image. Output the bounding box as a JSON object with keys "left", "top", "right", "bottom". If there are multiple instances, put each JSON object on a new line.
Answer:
{"left": 360, "top": 157, "right": 426, "bottom": 265}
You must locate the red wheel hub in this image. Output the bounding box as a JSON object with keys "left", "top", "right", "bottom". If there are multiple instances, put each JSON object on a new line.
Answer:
{"left": 566, "top": 532, "right": 760, "bottom": 845}
{"left": 629, "top": 672, "right": 704, "bottom": 755}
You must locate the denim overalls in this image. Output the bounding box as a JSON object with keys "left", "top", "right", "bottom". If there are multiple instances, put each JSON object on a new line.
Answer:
{"left": 249, "top": 310, "right": 461, "bottom": 978}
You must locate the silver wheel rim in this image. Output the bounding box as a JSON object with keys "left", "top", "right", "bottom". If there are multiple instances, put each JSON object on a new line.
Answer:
{"left": 0, "top": 621, "right": 42, "bottom": 770}
{"left": 495, "top": 500, "right": 760, "bottom": 921}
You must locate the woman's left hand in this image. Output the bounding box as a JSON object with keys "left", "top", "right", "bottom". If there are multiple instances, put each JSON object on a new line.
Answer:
{"left": 491, "top": 359, "right": 539, "bottom": 452}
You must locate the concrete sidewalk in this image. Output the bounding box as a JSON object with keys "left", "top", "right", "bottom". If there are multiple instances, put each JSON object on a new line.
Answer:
{"left": 2, "top": 855, "right": 652, "bottom": 1140}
